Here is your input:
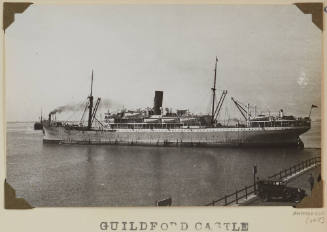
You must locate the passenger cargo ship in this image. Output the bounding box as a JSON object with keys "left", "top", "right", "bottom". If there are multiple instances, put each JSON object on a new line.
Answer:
{"left": 43, "top": 58, "right": 313, "bottom": 147}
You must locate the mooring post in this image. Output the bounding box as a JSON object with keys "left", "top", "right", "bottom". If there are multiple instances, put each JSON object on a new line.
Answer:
{"left": 253, "top": 165, "right": 257, "bottom": 194}
{"left": 235, "top": 190, "right": 238, "bottom": 204}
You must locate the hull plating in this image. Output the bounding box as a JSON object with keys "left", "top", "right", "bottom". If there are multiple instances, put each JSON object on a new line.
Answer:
{"left": 43, "top": 126, "right": 309, "bottom": 147}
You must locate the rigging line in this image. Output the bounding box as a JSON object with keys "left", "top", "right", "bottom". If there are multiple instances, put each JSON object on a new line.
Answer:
{"left": 62, "top": 99, "right": 88, "bottom": 124}
{"left": 63, "top": 111, "right": 78, "bottom": 124}
{"left": 237, "top": 100, "right": 248, "bottom": 109}
{"left": 72, "top": 108, "right": 84, "bottom": 122}
{"left": 74, "top": 98, "right": 88, "bottom": 118}
{"left": 206, "top": 95, "right": 212, "bottom": 115}
{"left": 72, "top": 102, "right": 83, "bottom": 121}
{"left": 62, "top": 110, "right": 76, "bottom": 123}
{"left": 94, "top": 117, "right": 104, "bottom": 128}
{"left": 80, "top": 99, "right": 89, "bottom": 123}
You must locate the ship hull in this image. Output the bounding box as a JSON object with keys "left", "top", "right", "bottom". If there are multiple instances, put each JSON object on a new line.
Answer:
{"left": 43, "top": 125, "right": 309, "bottom": 147}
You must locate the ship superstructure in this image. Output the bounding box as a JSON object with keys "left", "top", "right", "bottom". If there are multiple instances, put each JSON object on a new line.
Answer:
{"left": 43, "top": 59, "right": 313, "bottom": 147}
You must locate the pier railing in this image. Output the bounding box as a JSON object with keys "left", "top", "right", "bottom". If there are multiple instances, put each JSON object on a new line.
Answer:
{"left": 268, "top": 156, "right": 321, "bottom": 180}
{"left": 205, "top": 184, "right": 256, "bottom": 206}
{"left": 205, "top": 156, "right": 321, "bottom": 206}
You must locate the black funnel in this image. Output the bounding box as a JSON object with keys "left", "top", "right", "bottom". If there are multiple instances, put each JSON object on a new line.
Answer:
{"left": 153, "top": 91, "right": 163, "bottom": 115}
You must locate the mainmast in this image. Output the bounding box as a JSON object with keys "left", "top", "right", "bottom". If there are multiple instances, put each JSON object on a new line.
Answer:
{"left": 211, "top": 57, "right": 218, "bottom": 124}
{"left": 87, "top": 70, "right": 94, "bottom": 129}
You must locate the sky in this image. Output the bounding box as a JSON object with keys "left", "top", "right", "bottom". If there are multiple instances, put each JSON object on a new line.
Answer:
{"left": 5, "top": 4, "right": 322, "bottom": 122}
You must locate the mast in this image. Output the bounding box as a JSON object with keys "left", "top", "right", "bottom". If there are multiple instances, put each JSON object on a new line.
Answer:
{"left": 87, "top": 70, "right": 94, "bottom": 129}
{"left": 211, "top": 57, "right": 218, "bottom": 124}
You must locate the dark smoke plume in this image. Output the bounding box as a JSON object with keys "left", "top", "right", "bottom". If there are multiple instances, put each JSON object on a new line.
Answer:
{"left": 98, "top": 98, "right": 124, "bottom": 110}
{"left": 50, "top": 98, "right": 122, "bottom": 115}
{"left": 50, "top": 102, "right": 86, "bottom": 115}
{"left": 98, "top": 99, "right": 112, "bottom": 110}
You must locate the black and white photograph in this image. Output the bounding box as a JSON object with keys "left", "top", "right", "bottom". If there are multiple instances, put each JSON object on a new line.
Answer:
{"left": 4, "top": 2, "right": 322, "bottom": 208}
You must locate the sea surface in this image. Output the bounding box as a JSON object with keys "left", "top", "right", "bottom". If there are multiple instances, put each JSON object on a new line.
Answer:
{"left": 6, "top": 121, "right": 321, "bottom": 207}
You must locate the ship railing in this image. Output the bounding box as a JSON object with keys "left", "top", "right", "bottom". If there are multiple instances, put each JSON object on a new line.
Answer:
{"left": 248, "top": 120, "right": 310, "bottom": 128}
{"left": 109, "top": 123, "right": 200, "bottom": 130}
{"left": 205, "top": 156, "right": 320, "bottom": 206}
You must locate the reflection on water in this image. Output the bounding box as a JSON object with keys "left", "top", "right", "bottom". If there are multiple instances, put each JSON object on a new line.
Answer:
{"left": 6, "top": 122, "right": 321, "bottom": 206}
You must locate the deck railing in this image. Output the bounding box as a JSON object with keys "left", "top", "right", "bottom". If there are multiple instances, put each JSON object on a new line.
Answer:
{"left": 205, "top": 156, "right": 321, "bottom": 206}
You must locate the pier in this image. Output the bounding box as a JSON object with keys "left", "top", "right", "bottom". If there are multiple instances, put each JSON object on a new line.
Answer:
{"left": 205, "top": 156, "right": 321, "bottom": 206}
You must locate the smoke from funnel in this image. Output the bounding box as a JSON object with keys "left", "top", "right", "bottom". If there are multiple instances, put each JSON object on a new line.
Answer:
{"left": 98, "top": 98, "right": 124, "bottom": 110}
{"left": 49, "top": 98, "right": 122, "bottom": 115}
{"left": 50, "top": 102, "right": 87, "bottom": 115}
{"left": 98, "top": 99, "right": 112, "bottom": 110}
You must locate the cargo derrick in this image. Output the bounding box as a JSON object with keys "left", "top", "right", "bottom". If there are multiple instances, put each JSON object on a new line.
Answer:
{"left": 231, "top": 97, "right": 249, "bottom": 121}
{"left": 213, "top": 90, "right": 227, "bottom": 125}
{"left": 211, "top": 57, "right": 227, "bottom": 126}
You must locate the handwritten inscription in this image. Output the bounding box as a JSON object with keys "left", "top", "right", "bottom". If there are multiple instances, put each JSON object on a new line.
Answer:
{"left": 305, "top": 216, "right": 325, "bottom": 224}
{"left": 293, "top": 210, "right": 326, "bottom": 225}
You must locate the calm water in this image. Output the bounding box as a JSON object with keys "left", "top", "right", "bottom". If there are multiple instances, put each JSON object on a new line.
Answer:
{"left": 6, "top": 121, "right": 321, "bottom": 207}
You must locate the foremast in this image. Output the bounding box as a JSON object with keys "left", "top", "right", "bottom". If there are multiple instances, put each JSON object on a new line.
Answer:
{"left": 211, "top": 57, "right": 218, "bottom": 124}
{"left": 87, "top": 70, "right": 94, "bottom": 129}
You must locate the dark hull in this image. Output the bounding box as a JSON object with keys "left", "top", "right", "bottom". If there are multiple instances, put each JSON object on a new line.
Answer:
{"left": 34, "top": 122, "right": 43, "bottom": 130}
